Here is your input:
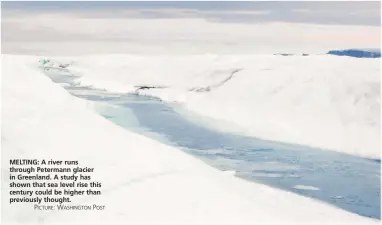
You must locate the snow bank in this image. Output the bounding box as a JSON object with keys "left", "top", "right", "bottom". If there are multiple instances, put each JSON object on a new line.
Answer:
{"left": 67, "top": 54, "right": 380, "bottom": 159}
{"left": 2, "top": 55, "right": 378, "bottom": 224}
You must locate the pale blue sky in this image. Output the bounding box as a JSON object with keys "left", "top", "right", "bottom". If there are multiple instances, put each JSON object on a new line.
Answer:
{"left": 2, "top": 1, "right": 381, "bottom": 26}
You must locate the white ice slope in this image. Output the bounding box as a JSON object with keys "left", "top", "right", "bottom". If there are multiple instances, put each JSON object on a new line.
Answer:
{"left": 66, "top": 54, "right": 381, "bottom": 159}
{"left": 2, "top": 55, "right": 379, "bottom": 224}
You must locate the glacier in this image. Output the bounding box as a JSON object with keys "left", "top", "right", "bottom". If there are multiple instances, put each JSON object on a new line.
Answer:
{"left": 2, "top": 5, "right": 381, "bottom": 224}
{"left": 3, "top": 54, "right": 380, "bottom": 224}
{"left": 61, "top": 54, "right": 381, "bottom": 159}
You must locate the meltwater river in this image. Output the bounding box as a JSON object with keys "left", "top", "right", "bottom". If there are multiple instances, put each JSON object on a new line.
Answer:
{"left": 43, "top": 68, "right": 380, "bottom": 219}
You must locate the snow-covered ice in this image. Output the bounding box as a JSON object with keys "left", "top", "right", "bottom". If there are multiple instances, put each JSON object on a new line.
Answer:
{"left": 62, "top": 54, "right": 381, "bottom": 159}
{"left": 293, "top": 185, "right": 321, "bottom": 191}
{"left": 2, "top": 54, "right": 379, "bottom": 224}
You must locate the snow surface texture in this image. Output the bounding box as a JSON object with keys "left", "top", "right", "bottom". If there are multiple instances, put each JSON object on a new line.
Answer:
{"left": 64, "top": 54, "right": 381, "bottom": 159}
{"left": 2, "top": 55, "right": 379, "bottom": 224}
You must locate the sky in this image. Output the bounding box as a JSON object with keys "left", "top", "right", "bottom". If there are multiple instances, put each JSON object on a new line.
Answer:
{"left": 1, "top": 1, "right": 381, "bottom": 55}
{"left": 2, "top": 1, "right": 381, "bottom": 26}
